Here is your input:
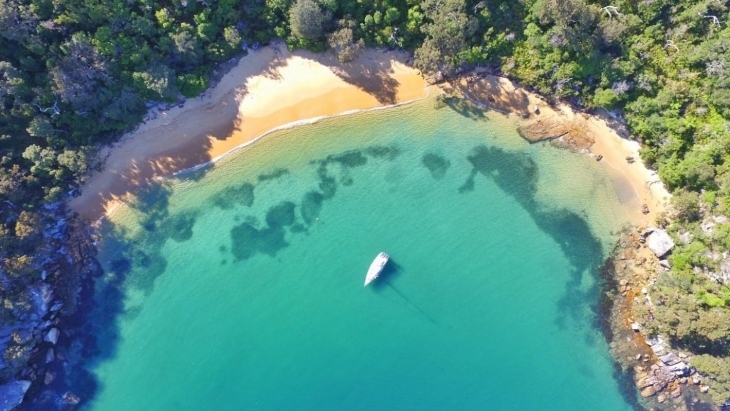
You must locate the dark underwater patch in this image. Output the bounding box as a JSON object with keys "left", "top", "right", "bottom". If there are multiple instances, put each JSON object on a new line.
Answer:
{"left": 211, "top": 182, "right": 255, "bottom": 209}
{"left": 461, "top": 145, "right": 603, "bottom": 330}
{"left": 317, "top": 169, "right": 338, "bottom": 199}
{"left": 166, "top": 211, "right": 197, "bottom": 242}
{"left": 458, "top": 170, "right": 476, "bottom": 193}
{"left": 131, "top": 249, "right": 168, "bottom": 292}
{"left": 257, "top": 168, "right": 290, "bottom": 182}
{"left": 129, "top": 184, "right": 173, "bottom": 232}
{"left": 230, "top": 222, "right": 288, "bottom": 261}
{"left": 422, "top": 153, "right": 451, "bottom": 180}
{"left": 463, "top": 145, "right": 538, "bottom": 204}
{"left": 301, "top": 191, "right": 325, "bottom": 225}
{"left": 328, "top": 150, "right": 368, "bottom": 168}
{"left": 265, "top": 201, "right": 297, "bottom": 228}
{"left": 108, "top": 258, "right": 131, "bottom": 276}
{"left": 365, "top": 145, "right": 400, "bottom": 160}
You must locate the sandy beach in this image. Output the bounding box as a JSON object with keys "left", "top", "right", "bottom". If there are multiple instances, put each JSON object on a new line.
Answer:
{"left": 69, "top": 44, "right": 431, "bottom": 220}
{"left": 451, "top": 75, "right": 670, "bottom": 224}
{"left": 70, "top": 44, "right": 669, "bottom": 225}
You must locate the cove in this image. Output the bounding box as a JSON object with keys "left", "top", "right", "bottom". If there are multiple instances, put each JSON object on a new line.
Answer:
{"left": 79, "top": 98, "right": 638, "bottom": 410}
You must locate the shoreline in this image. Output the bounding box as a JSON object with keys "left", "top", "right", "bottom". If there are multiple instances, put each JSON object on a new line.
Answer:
{"left": 49, "top": 46, "right": 683, "bottom": 410}
{"left": 69, "top": 45, "right": 669, "bottom": 228}
{"left": 448, "top": 75, "right": 670, "bottom": 225}
{"left": 168, "top": 96, "right": 427, "bottom": 179}
{"left": 69, "top": 44, "right": 432, "bottom": 221}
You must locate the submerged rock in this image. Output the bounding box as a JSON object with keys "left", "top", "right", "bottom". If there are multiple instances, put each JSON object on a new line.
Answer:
{"left": 0, "top": 380, "right": 31, "bottom": 411}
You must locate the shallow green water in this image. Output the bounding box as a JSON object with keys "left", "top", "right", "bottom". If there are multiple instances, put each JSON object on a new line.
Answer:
{"left": 88, "top": 99, "right": 636, "bottom": 410}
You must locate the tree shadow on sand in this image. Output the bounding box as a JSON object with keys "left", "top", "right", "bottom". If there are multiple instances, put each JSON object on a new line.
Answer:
{"left": 74, "top": 51, "right": 289, "bottom": 220}
{"left": 318, "top": 50, "right": 402, "bottom": 105}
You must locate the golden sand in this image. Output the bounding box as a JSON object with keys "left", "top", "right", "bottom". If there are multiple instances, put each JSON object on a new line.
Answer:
{"left": 69, "top": 44, "right": 431, "bottom": 220}
{"left": 70, "top": 45, "right": 668, "bottom": 227}
{"left": 451, "top": 74, "right": 670, "bottom": 225}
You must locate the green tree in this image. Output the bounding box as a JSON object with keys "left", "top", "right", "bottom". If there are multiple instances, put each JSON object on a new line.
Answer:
{"left": 289, "top": 0, "right": 332, "bottom": 41}
{"left": 26, "top": 116, "right": 55, "bottom": 140}
{"left": 671, "top": 189, "right": 701, "bottom": 222}
{"left": 133, "top": 64, "right": 178, "bottom": 101}
{"left": 414, "top": 0, "right": 478, "bottom": 76}
{"left": 327, "top": 20, "right": 364, "bottom": 63}
{"left": 14, "top": 211, "right": 40, "bottom": 241}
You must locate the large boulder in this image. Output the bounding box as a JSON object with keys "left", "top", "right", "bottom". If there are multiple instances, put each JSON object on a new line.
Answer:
{"left": 659, "top": 352, "right": 680, "bottom": 366}
{"left": 0, "top": 380, "right": 31, "bottom": 411}
{"left": 646, "top": 229, "right": 675, "bottom": 258}
{"left": 44, "top": 328, "right": 59, "bottom": 345}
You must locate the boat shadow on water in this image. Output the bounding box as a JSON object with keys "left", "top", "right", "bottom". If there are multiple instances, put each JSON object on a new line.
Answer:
{"left": 369, "top": 258, "right": 402, "bottom": 291}
{"left": 368, "top": 259, "right": 440, "bottom": 326}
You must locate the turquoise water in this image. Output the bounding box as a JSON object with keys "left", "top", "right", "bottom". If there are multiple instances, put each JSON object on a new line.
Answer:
{"left": 86, "top": 99, "right": 636, "bottom": 410}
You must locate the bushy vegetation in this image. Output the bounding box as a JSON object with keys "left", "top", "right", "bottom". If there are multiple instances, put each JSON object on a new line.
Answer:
{"left": 2, "top": 0, "right": 730, "bottom": 404}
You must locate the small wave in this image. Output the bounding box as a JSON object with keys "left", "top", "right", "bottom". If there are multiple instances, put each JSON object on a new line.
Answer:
{"left": 169, "top": 94, "right": 430, "bottom": 178}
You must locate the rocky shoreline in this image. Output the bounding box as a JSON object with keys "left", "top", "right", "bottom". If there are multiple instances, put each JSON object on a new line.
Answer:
{"left": 0, "top": 86, "right": 716, "bottom": 410}
{"left": 599, "top": 227, "right": 720, "bottom": 410}
{"left": 0, "top": 205, "right": 102, "bottom": 411}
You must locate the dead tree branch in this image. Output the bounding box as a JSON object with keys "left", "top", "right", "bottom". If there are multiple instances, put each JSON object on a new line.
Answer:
{"left": 664, "top": 40, "right": 679, "bottom": 51}
{"left": 35, "top": 99, "right": 60, "bottom": 117}
{"left": 704, "top": 15, "right": 721, "bottom": 26}
{"left": 601, "top": 6, "right": 621, "bottom": 18}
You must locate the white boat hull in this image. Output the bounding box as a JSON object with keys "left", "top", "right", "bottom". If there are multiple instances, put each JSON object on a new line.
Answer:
{"left": 364, "top": 252, "right": 389, "bottom": 286}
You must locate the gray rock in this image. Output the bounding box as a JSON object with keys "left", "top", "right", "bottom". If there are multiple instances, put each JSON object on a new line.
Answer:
{"left": 668, "top": 361, "right": 690, "bottom": 376}
{"left": 44, "top": 328, "right": 59, "bottom": 345}
{"left": 700, "top": 385, "right": 709, "bottom": 393}
{"left": 660, "top": 352, "right": 680, "bottom": 366}
{"left": 647, "top": 335, "right": 668, "bottom": 354}
{"left": 0, "top": 380, "right": 31, "bottom": 411}
{"left": 659, "top": 259, "right": 671, "bottom": 269}
{"left": 46, "top": 348, "right": 55, "bottom": 364}
{"left": 647, "top": 229, "right": 675, "bottom": 257}
{"left": 719, "top": 259, "right": 730, "bottom": 285}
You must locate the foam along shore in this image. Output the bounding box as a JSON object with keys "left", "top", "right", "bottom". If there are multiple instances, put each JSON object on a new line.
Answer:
{"left": 68, "top": 43, "right": 431, "bottom": 220}
{"left": 451, "top": 75, "right": 670, "bottom": 224}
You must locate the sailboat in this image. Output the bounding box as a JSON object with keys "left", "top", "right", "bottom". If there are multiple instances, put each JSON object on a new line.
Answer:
{"left": 364, "top": 252, "right": 389, "bottom": 286}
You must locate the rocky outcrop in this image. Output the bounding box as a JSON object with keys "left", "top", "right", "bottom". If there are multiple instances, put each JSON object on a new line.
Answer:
{"left": 642, "top": 228, "right": 675, "bottom": 258}
{"left": 0, "top": 204, "right": 101, "bottom": 409}
{"left": 517, "top": 119, "right": 571, "bottom": 143}
{"left": 0, "top": 380, "right": 30, "bottom": 411}
{"left": 44, "top": 328, "right": 59, "bottom": 345}
{"left": 602, "top": 228, "right": 716, "bottom": 410}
